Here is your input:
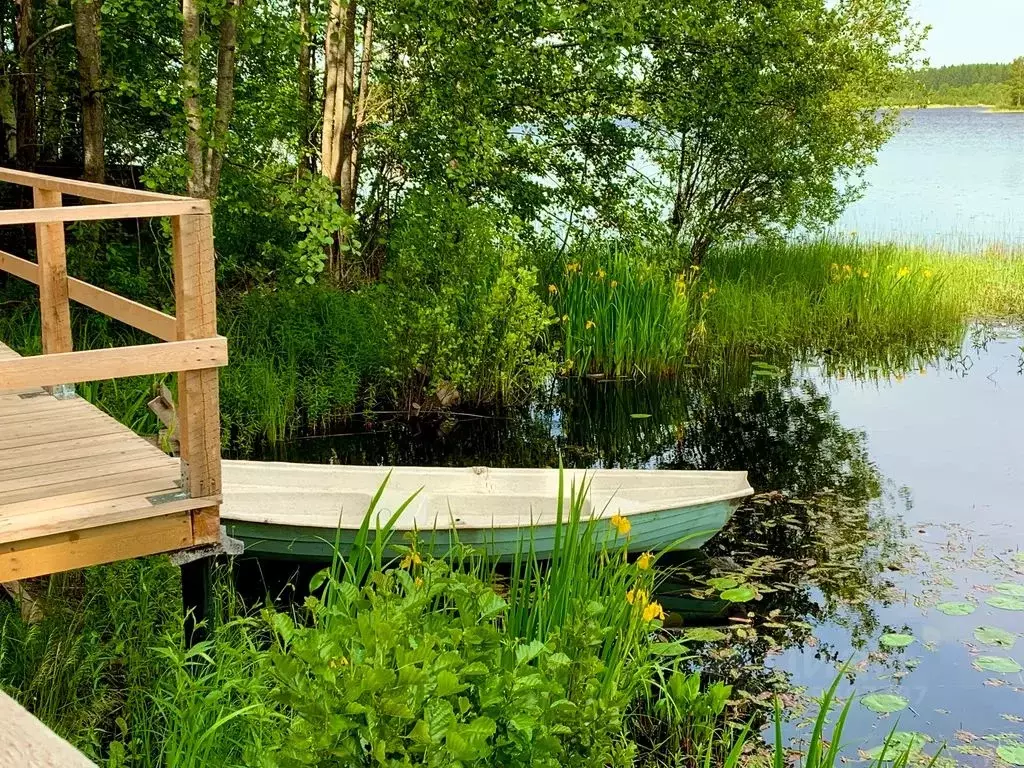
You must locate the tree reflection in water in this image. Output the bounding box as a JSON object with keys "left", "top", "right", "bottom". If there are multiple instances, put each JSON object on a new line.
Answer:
{"left": 248, "top": 367, "right": 907, "bottom": 709}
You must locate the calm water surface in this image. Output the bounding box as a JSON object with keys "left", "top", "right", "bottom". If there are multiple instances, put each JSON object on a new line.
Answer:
{"left": 836, "top": 108, "right": 1024, "bottom": 245}
{"left": 251, "top": 331, "right": 1024, "bottom": 757}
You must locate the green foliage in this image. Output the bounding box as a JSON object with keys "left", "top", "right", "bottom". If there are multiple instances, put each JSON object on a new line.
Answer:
{"left": 375, "top": 192, "right": 556, "bottom": 405}
{"left": 546, "top": 242, "right": 701, "bottom": 377}
{"left": 220, "top": 286, "right": 383, "bottom": 448}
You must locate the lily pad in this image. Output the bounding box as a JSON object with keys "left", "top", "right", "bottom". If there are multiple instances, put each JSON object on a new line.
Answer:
{"left": 988, "top": 596, "right": 1024, "bottom": 612}
{"left": 861, "top": 693, "right": 910, "bottom": 714}
{"left": 997, "top": 744, "right": 1024, "bottom": 766}
{"left": 994, "top": 583, "right": 1024, "bottom": 599}
{"left": 720, "top": 585, "right": 756, "bottom": 603}
{"left": 936, "top": 601, "right": 975, "bottom": 616}
{"left": 974, "top": 626, "right": 1017, "bottom": 649}
{"left": 682, "top": 627, "right": 728, "bottom": 643}
{"left": 880, "top": 633, "right": 915, "bottom": 648}
{"left": 864, "top": 732, "right": 931, "bottom": 761}
{"left": 706, "top": 576, "right": 739, "bottom": 591}
{"left": 630, "top": 413, "right": 652, "bottom": 419}
{"left": 973, "top": 656, "right": 1022, "bottom": 674}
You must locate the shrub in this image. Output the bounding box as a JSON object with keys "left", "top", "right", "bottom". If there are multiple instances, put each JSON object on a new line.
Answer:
{"left": 375, "top": 191, "right": 556, "bottom": 406}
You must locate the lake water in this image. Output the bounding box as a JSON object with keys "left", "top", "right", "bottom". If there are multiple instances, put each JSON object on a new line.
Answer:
{"left": 241, "top": 107, "right": 1024, "bottom": 759}
{"left": 835, "top": 108, "right": 1024, "bottom": 246}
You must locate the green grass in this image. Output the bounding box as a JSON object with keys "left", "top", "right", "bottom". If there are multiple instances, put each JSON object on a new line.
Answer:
{"left": 546, "top": 237, "right": 1024, "bottom": 378}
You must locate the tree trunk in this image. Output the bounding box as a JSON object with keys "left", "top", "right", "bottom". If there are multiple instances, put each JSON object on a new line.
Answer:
{"left": 181, "top": 0, "right": 204, "bottom": 196}
{"left": 14, "top": 0, "right": 36, "bottom": 168}
{"left": 346, "top": 6, "right": 372, "bottom": 208}
{"left": 320, "top": 0, "right": 344, "bottom": 184}
{"left": 73, "top": 0, "right": 104, "bottom": 182}
{"left": 206, "top": 0, "right": 240, "bottom": 197}
{"left": 335, "top": 0, "right": 357, "bottom": 211}
{"left": 181, "top": 0, "right": 241, "bottom": 199}
{"left": 297, "top": 0, "right": 312, "bottom": 174}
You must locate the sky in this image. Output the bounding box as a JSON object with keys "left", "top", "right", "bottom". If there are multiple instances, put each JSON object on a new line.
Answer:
{"left": 912, "top": 0, "right": 1024, "bottom": 67}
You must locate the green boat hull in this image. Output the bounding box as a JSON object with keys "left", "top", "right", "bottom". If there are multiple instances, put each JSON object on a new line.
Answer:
{"left": 225, "top": 498, "right": 740, "bottom": 561}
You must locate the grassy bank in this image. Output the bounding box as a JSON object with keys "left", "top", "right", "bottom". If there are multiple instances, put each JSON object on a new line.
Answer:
{"left": 2, "top": 236, "right": 1022, "bottom": 448}
{"left": 546, "top": 237, "right": 1024, "bottom": 377}
{"left": 0, "top": 484, "right": 920, "bottom": 768}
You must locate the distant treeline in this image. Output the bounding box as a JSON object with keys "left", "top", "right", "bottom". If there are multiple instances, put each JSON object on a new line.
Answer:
{"left": 888, "top": 62, "right": 1016, "bottom": 106}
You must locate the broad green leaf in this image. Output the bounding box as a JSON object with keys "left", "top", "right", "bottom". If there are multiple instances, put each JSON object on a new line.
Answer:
{"left": 649, "top": 641, "right": 689, "bottom": 657}
{"left": 630, "top": 413, "right": 651, "bottom": 419}
{"left": 515, "top": 640, "right": 546, "bottom": 666}
{"left": 720, "top": 585, "right": 756, "bottom": 602}
{"left": 994, "top": 583, "right": 1024, "bottom": 598}
{"left": 864, "top": 732, "right": 931, "bottom": 761}
{"left": 997, "top": 744, "right": 1024, "bottom": 766}
{"left": 682, "top": 628, "right": 729, "bottom": 642}
{"left": 973, "top": 655, "right": 1022, "bottom": 674}
{"left": 935, "top": 601, "right": 975, "bottom": 616}
{"left": 706, "top": 576, "right": 740, "bottom": 590}
{"left": 879, "top": 633, "right": 915, "bottom": 648}
{"left": 861, "top": 693, "right": 909, "bottom": 714}
{"left": 988, "top": 596, "right": 1024, "bottom": 611}
{"left": 435, "top": 670, "right": 466, "bottom": 697}
{"left": 974, "top": 626, "right": 1016, "bottom": 648}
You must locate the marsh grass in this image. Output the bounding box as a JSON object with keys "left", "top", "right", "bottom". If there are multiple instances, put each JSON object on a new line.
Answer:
{"left": 548, "top": 237, "right": 1024, "bottom": 378}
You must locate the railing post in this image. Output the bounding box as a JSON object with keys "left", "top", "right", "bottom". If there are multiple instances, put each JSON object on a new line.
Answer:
{"left": 171, "top": 212, "right": 221, "bottom": 545}
{"left": 33, "top": 186, "right": 74, "bottom": 399}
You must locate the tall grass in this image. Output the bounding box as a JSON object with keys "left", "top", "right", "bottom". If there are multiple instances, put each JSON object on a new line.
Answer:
{"left": 546, "top": 242, "right": 702, "bottom": 376}
{"left": 547, "top": 236, "right": 1024, "bottom": 378}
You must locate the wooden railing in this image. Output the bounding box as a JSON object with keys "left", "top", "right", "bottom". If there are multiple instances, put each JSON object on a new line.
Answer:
{"left": 0, "top": 168, "right": 227, "bottom": 542}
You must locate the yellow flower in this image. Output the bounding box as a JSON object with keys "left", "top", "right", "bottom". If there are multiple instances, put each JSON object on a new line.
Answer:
{"left": 610, "top": 280, "right": 619, "bottom": 289}
{"left": 897, "top": 266, "right": 911, "bottom": 278}
{"left": 400, "top": 551, "right": 422, "bottom": 569}
{"left": 328, "top": 656, "right": 350, "bottom": 669}
{"left": 585, "top": 319, "right": 596, "bottom": 330}
{"left": 859, "top": 270, "right": 869, "bottom": 278}
{"left": 610, "top": 513, "right": 631, "bottom": 536}
{"left": 548, "top": 284, "right": 558, "bottom": 295}
{"left": 595, "top": 268, "right": 606, "bottom": 280}
{"left": 842, "top": 264, "right": 852, "bottom": 274}
{"left": 642, "top": 601, "right": 667, "bottom": 623}
{"left": 626, "top": 587, "right": 648, "bottom": 606}
{"left": 561, "top": 314, "right": 569, "bottom": 323}
{"left": 414, "top": 577, "right": 424, "bottom": 588}
{"left": 831, "top": 263, "right": 839, "bottom": 271}
{"left": 923, "top": 269, "right": 933, "bottom": 279}
{"left": 565, "top": 262, "right": 581, "bottom": 274}
{"left": 637, "top": 552, "right": 654, "bottom": 570}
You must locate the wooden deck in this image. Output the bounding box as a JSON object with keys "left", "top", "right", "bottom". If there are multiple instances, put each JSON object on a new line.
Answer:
{"left": 0, "top": 169, "right": 227, "bottom": 582}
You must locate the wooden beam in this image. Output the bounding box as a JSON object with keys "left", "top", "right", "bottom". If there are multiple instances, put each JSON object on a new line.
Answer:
{"left": 0, "top": 510, "right": 194, "bottom": 581}
{"left": 0, "top": 337, "right": 227, "bottom": 390}
{"left": 172, "top": 213, "right": 222, "bottom": 545}
{"left": 0, "top": 199, "right": 209, "bottom": 226}
{"left": 33, "top": 189, "right": 72, "bottom": 369}
{"left": 0, "top": 165, "right": 188, "bottom": 203}
{"left": 0, "top": 690, "right": 96, "bottom": 767}
{"left": 0, "top": 250, "right": 178, "bottom": 340}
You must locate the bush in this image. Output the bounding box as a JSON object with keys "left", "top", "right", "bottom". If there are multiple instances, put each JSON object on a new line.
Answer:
{"left": 220, "top": 286, "right": 383, "bottom": 448}
{"left": 375, "top": 191, "right": 556, "bottom": 406}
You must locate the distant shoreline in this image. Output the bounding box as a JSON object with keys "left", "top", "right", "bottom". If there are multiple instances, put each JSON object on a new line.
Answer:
{"left": 891, "top": 103, "right": 1024, "bottom": 113}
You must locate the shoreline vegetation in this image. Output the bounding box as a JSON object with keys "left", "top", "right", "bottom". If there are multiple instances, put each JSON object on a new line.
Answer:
{"left": 0, "top": 484, "right": 927, "bottom": 768}
{"left": 4, "top": 235, "right": 1021, "bottom": 450}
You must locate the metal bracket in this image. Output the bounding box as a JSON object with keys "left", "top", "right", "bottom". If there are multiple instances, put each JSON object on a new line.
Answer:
{"left": 47, "top": 384, "right": 76, "bottom": 400}
{"left": 169, "top": 527, "right": 244, "bottom": 565}
{"left": 146, "top": 490, "right": 188, "bottom": 505}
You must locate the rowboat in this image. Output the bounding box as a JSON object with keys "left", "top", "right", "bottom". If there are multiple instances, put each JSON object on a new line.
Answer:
{"left": 220, "top": 461, "right": 753, "bottom": 560}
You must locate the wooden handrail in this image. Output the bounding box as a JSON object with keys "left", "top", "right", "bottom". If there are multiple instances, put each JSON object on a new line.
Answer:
{"left": 0, "top": 338, "right": 228, "bottom": 390}
{"left": 0, "top": 167, "right": 188, "bottom": 202}
{"left": 0, "top": 250, "right": 178, "bottom": 340}
{"left": 0, "top": 199, "right": 209, "bottom": 226}
{"left": 0, "top": 168, "right": 223, "bottom": 545}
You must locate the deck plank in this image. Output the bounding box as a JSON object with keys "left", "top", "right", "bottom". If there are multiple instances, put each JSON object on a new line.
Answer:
{"left": 0, "top": 340, "right": 218, "bottom": 577}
